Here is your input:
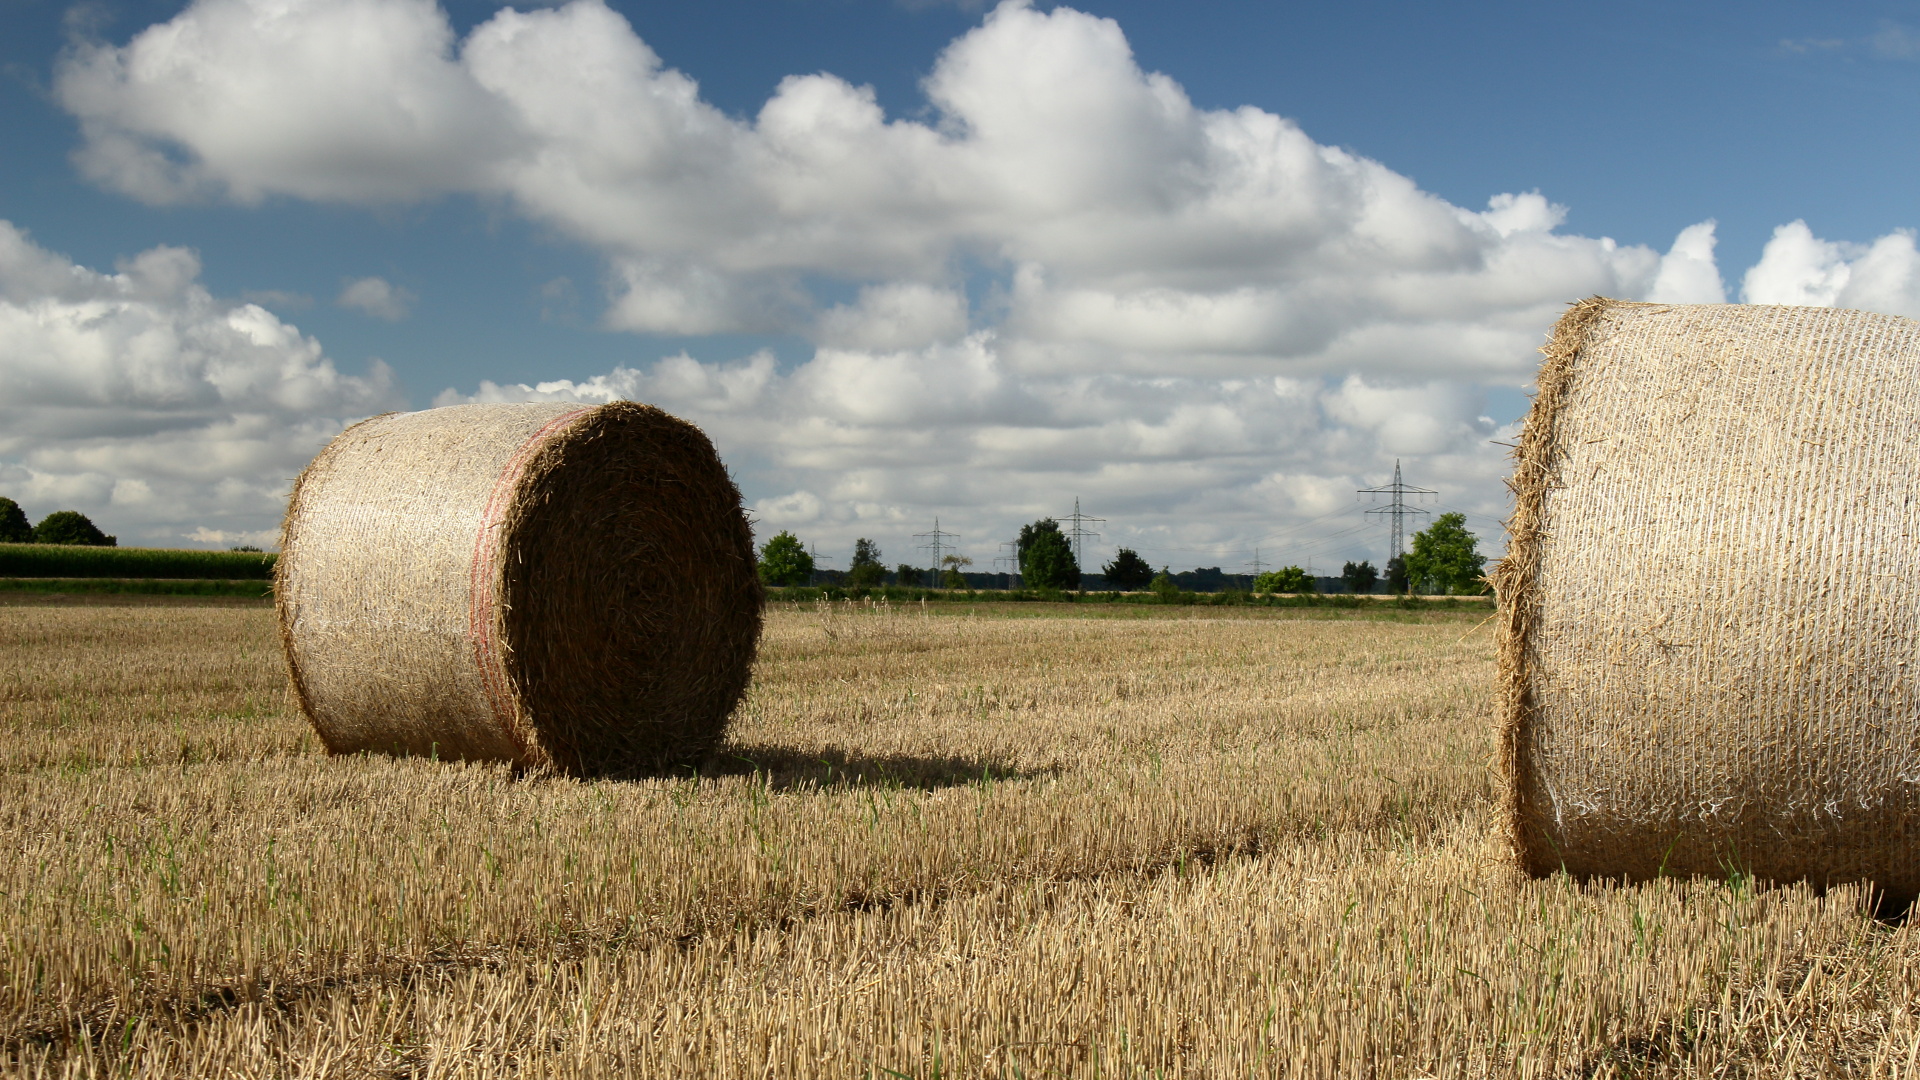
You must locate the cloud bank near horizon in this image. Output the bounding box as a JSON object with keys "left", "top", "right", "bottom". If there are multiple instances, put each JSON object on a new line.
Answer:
{"left": 9, "top": 0, "right": 1920, "bottom": 558}
{"left": 0, "top": 221, "right": 400, "bottom": 548}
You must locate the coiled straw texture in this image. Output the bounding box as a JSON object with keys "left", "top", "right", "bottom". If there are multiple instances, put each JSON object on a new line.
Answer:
{"left": 276, "top": 401, "right": 762, "bottom": 776}
{"left": 1495, "top": 299, "right": 1920, "bottom": 900}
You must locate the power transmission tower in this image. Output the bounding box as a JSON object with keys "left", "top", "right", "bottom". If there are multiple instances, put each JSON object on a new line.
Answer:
{"left": 914, "top": 518, "right": 958, "bottom": 585}
{"left": 1060, "top": 497, "right": 1105, "bottom": 569}
{"left": 994, "top": 539, "right": 1020, "bottom": 589}
{"left": 1357, "top": 459, "right": 1436, "bottom": 565}
{"left": 1245, "top": 545, "right": 1267, "bottom": 577}
{"left": 807, "top": 543, "right": 832, "bottom": 587}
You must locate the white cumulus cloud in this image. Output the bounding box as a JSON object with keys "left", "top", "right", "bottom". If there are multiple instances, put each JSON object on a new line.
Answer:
{"left": 337, "top": 276, "right": 415, "bottom": 320}
{"left": 0, "top": 222, "right": 403, "bottom": 546}
{"left": 1646, "top": 221, "right": 1727, "bottom": 304}
{"left": 816, "top": 284, "right": 970, "bottom": 351}
{"left": 34, "top": 0, "right": 1920, "bottom": 567}
{"left": 56, "top": 0, "right": 514, "bottom": 204}
{"left": 60, "top": 0, "right": 1666, "bottom": 379}
{"left": 1741, "top": 220, "right": 1920, "bottom": 317}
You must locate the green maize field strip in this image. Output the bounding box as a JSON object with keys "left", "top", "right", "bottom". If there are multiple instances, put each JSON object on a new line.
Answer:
{"left": 0, "top": 577, "right": 274, "bottom": 597}
{"left": 0, "top": 544, "right": 275, "bottom": 580}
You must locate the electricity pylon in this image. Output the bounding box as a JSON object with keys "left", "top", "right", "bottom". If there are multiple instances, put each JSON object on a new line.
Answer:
{"left": 1357, "top": 459, "right": 1435, "bottom": 565}
{"left": 1246, "top": 545, "right": 1267, "bottom": 577}
{"left": 914, "top": 518, "right": 958, "bottom": 586}
{"left": 1060, "top": 498, "right": 1105, "bottom": 570}
{"left": 995, "top": 539, "right": 1020, "bottom": 588}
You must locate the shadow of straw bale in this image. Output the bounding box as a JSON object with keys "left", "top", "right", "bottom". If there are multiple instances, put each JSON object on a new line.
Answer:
{"left": 383, "top": 746, "right": 1044, "bottom": 789}
{"left": 1859, "top": 883, "right": 1914, "bottom": 925}
{"left": 694, "top": 744, "right": 1051, "bottom": 792}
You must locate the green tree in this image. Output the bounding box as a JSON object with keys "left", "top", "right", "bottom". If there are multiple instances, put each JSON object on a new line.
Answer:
{"left": 1405, "top": 513, "right": 1487, "bottom": 594}
{"left": 1385, "top": 555, "right": 1410, "bottom": 595}
{"left": 1253, "top": 566, "right": 1313, "bottom": 593}
{"left": 847, "top": 538, "right": 886, "bottom": 588}
{"left": 940, "top": 553, "right": 973, "bottom": 589}
{"left": 0, "top": 497, "right": 29, "bottom": 543}
{"left": 756, "top": 531, "right": 814, "bottom": 587}
{"left": 1101, "top": 547, "right": 1153, "bottom": 590}
{"left": 1149, "top": 568, "right": 1180, "bottom": 602}
{"left": 895, "top": 563, "right": 921, "bottom": 587}
{"left": 1017, "top": 519, "right": 1079, "bottom": 590}
{"left": 1341, "top": 560, "right": 1378, "bottom": 595}
{"left": 32, "top": 511, "right": 114, "bottom": 547}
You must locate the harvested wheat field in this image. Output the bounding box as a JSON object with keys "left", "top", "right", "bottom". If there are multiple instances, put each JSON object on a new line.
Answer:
{"left": 3, "top": 597, "right": 1918, "bottom": 1078}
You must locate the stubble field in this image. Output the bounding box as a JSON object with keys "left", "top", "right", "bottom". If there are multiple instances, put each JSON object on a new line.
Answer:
{"left": 2, "top": 597, "right": 1918, "bottom": 1078}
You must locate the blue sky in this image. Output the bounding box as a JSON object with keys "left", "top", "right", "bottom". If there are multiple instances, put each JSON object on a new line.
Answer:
{"left": 2, "top": 0, "right": 1917, "bottom": 570}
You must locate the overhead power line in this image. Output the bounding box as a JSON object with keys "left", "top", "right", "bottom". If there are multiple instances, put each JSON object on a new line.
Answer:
{"left": 1246, "top": 503, "right": 1375, "bottom": 549}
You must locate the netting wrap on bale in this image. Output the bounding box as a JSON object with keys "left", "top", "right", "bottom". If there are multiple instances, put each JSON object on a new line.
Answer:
{"left": 1494, "top": 298, "right": 1920, "bottom": 899}
{"left": 276, "top": 401, "right": 762, "bottom": 776}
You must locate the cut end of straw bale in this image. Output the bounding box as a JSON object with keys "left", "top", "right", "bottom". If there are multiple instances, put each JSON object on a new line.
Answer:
{"left": 276, "top": 401, "right": 762, "bottom": 777}
{"left": 1495, "top": 298, "right": 1920, "bottom": 901}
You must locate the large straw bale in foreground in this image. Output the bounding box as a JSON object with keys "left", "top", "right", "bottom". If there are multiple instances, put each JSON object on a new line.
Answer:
{"left": 1495, "top": 299, "right": 1920, "bottom": 899}
{"left": 276, "top": 401, "right": 761, "bottom": 776}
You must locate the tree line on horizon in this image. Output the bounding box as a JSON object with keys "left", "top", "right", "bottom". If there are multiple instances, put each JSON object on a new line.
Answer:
{"left": 0, "top": 497, "right": 116, "bottom": 547}
{"left": 2, "top": 491, "right": 1489, "bottom": 592}
{"left": 754, "top": 512, "right": 1489, "bottom": 595}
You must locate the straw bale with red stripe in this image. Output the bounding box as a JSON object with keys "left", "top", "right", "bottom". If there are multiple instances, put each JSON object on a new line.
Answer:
{"left": 276, "top": 401, "right": 761, "bottom": 775}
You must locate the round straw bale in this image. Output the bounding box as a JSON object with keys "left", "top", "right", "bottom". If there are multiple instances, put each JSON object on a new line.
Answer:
{"left": 1494, "top": 298, "right": 1920, "bottom": 900}
{"left": 276, "top": 401, "right": 762, "bottom": 776}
